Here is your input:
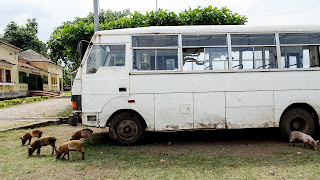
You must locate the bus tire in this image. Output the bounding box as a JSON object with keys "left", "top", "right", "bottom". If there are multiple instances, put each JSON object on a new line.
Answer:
{"left": 109, "top": 112, "right": 145, "bottom": 145}
{"left": 280, "top": 108, "right": 315, "bottom": 138}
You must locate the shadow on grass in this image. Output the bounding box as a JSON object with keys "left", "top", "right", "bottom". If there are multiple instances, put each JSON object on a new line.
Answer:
{"left": 90, "top": 127, "right": 286, "bottom": 146}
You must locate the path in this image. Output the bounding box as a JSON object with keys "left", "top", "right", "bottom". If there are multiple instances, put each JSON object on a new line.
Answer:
{"left": 0, "top": 96, "right": 72, "bottom": 119}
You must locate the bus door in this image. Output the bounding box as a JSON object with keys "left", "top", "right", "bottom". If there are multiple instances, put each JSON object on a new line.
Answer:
{"left": 82, "top": 44, "right": 128, "bottom": 114}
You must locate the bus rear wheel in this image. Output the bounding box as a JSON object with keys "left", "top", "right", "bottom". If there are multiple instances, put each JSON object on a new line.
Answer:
{"left": 280, "top": 108, "right": 315, "bottom": 138}
{"left": 109, "top": 112, "right": 145, "bottom": 145}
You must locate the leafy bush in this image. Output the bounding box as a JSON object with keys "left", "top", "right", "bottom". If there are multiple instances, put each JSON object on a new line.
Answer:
{"left": 11, "top": 99, "right": 22, "bottom": 105}
{"left": 48, "top": 5, "right": 247, "bottom": 72}
{"left": 4, "top": 100, "right": 12, "bottom": 106}
{"left": 24, "top": 97, "right": 34, "bottom": 103}
{"left": 0, "top": 96, "right": 49, "bottom": 108}
{"left": 42, "top": 96, "right": 51, "bottom": 99}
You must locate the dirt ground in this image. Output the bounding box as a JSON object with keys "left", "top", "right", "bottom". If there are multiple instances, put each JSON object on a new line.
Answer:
{"left": 142, "top": 128, "right": 315, "bottom": 156}
{"left": 55, "top": 125, "right": 315, "bottom": 157}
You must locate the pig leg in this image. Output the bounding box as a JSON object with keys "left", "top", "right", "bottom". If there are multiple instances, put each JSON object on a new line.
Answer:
{"left": 62, "top": 152, "right": 67, "bottom": 159}
{"left": 37, "top": 147, "right": 41, "bottom": 155}
{"left": 303, "top": 142, "right": 308, "bottom": 149}
{"left": 289, "top": 136, "right": 297, "bottom": 146}
{"left": 28, "top": 138, "right": 31, "bottom": 145}
{"left": 51, "top": 145, "right": 55, "bottom": 154}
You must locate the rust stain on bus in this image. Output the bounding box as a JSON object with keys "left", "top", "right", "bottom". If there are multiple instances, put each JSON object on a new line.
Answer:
{"left": 199, "top": 123, "right": 218, "bottom": 129}
{"left": 166, "top": 125, "right": 179, "bottom": 131}
{"left": 98, "top": 35, "right": 101, "bottom": 43}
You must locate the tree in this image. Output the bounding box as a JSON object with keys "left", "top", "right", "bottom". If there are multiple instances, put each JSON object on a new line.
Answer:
{"left": 48, "top": 6, "right": 247, "bottom": 85}
{"left": 1, "top": 18, "right": 47, "bottom": 56}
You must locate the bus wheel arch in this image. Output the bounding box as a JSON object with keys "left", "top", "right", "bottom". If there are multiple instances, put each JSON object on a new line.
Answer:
{"left": 280, "top": 103, "right": 319, "bottom": 138}
{"left": 107, "top": 109, "right": 146, "bottom": 145}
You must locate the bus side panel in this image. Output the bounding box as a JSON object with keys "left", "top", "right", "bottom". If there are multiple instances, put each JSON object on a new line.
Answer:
{"left": 154, "top": 93, "right": 193, "bottom": 131}
{"left": 226, "top": 91, "right": 275, "bottom": 128}
{"left": 98, "top": 94, "right": 155, "bottom": 130}
{"left": 194, "top": 92, "right": 226, "bottom": 129}
{"left": 274, "top": 90, "right": 320, "bottom": 126}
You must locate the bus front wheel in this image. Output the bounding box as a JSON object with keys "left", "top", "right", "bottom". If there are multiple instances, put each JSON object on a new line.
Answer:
{"left": 109, "top": 112, "right": 145, "bottom": 145}
{"left": 280, "top": 108, "right": 315, "bottom": 138}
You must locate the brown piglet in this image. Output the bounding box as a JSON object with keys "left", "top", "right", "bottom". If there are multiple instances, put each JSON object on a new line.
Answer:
{"left": 70, "top": 128, "right": 93, "bottom": 144}
{"left": 20, "top": 129, "right": 43, "bottom": 145}
{"left": 55, "top": 140, "right": 84, "bottom": 160}
{"left": 28, "top": 136, "right": 56, "bottom": 156}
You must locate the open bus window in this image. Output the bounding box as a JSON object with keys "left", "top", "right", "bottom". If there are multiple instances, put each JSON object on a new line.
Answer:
{"left": 87, "top": 45, "right": 125, "bottom": 74}
{"left": 133, "top": 49, "right": 178, "bottom": 71}
{"left": 183, "top": 48, "right": 228, "bottom": 71}
{"left": 231, "top": 47, "right": 277, "bottom": 70}
{"left": 280, "top": 46, "right": 320, "bottom": 68}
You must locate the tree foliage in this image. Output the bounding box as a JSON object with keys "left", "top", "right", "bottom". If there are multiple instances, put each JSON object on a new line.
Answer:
{"left": 1, "top": 18, "right": 47, "bottom": 56}
{"left": 48, "top": 6, "right": 247, "bottom": 84}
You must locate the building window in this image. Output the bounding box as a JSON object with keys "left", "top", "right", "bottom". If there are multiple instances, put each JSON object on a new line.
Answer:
{"left": 51, "top": 77, "right": 57, "bottom": 85}
{"left": 19, "top": 72, "right": 28, "bottom": 83}
{"left": 0, "top": 69, "right": 3, "bottom": 82}
{"left": 0, "top": 69, "right": 11, "bottom": 83}
{"left": 43, "top": 75, "right": 48, "bottom": 84}
{"left": 5, "top": 70, "right": 11, "bottom": 82}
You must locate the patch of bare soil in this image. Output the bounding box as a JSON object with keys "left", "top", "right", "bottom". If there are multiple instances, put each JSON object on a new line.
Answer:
{"left": 43, "top": 125, "right": 314, "bottom": 157}
{"left": 141, "top": 128, "right": 315, "bottom": 157}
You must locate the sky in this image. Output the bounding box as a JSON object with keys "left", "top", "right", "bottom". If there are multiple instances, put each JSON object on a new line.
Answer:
{"left": 0, "top": 0, "right": 320, "bottom": 42}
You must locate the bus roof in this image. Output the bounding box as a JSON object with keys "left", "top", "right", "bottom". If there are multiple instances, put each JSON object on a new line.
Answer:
{"left": 94, "top": 24, "right": 320, "bottom": 36}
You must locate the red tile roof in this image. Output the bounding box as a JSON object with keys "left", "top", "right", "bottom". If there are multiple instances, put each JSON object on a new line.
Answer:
{"left": 18, "top": 61, "right": 48, "bottom": 74}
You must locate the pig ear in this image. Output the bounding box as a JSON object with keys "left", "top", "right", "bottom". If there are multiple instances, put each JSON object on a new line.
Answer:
{"left": 316, "top": 140, "right": 319, "bottom": 143}
{"left": 28, "top": 145, "right": 33, "bottom": 149}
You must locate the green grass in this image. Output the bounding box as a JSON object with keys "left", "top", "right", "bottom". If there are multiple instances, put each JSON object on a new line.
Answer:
{"left": 0, "top": 120, "right": 41, "bottom": 130}
{"left": 53, "top": 108, "right": 73, "bottom": 117}
{"left": 1, "top": 126, "right": 320, "bottom": 179}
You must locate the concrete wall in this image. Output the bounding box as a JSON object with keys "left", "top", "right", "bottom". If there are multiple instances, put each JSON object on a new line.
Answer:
{"left": 0, "top": 46, "right": 20, "bottom": 98}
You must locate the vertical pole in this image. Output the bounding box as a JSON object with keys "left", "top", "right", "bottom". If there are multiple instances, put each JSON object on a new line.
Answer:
{"left": 156, "top": 0, "right": 158, "bottom": 11}
{"left": 93, "top": 0, "right": 99, "bottom": 32}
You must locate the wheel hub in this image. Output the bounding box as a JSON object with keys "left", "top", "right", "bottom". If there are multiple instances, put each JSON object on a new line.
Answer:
{"left": 290, "top": 117, "right": 307, "bottom": 131}
{"left": 117, "top": 120, "right": 138, "bottom": 140}
{"left": 292, "top": 121, "right": 300, "bottom": 129}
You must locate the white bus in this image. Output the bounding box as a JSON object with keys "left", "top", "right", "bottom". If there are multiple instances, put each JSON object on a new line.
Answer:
{"left": 71, "top": 25, "right": 320, "bottom": 145}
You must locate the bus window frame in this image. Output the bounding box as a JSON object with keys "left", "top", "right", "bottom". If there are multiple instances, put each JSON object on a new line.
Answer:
{"left": 84, "top": 43, "right": 128, "bottom": 74}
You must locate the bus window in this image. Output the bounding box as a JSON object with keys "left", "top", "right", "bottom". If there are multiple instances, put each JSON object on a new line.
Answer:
{"left": 279, "top": 33, "right": 320, "bottom": 44}
{"left": 132, "top": 35, "right": 179, "bottom": 71}
{"left": 231, "top": 34, "right": 278, "bottom": 70}
{"left": 183, "top": 47, "right": 228, "bottom": 70}
{"left": 231, "top": 34, "right": 275, "bottom": 45}
{"left": 182, "top": 35, "right": 227, "bottom": 46}
{"left": 133, "top": 49, "right": 178, "bottom": 70}
{"left": 280, "top": 46, "right": 320, "bottom": 68}
{"left": 87, "top": 45, "right": 125, "bottom": 74}
{"left": 132, "top": 35, "right": 178, "bottom": 47}
{"left": 279, "top": 33, "right": 320, "bottom": 69}
{"left": 182, "top": 35, "right": 228, "bottom": 71}
{"left": 232, "top": 47, "right": 277, "bottom": 70}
